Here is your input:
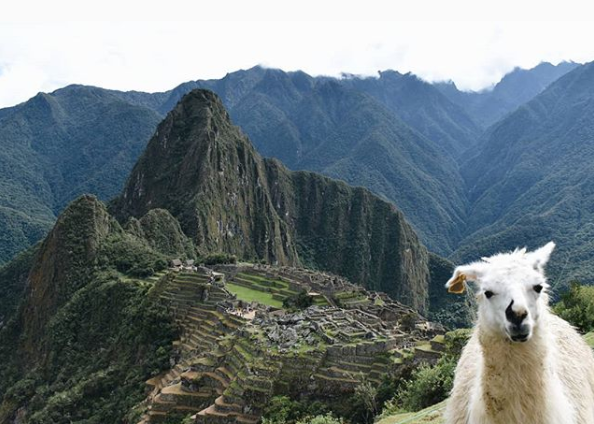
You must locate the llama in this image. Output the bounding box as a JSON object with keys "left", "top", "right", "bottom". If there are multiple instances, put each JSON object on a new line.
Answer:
{"left": 444, "top": 242, "right": 594, "bottom": 424}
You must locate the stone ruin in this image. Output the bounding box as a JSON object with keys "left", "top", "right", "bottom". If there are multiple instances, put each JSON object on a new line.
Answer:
{"left": 135, "top": 264, "right": 445, "bottom": 424}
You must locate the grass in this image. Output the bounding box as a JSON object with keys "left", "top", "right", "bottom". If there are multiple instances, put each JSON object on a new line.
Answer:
{"left": 225, "top": 282, "right": 283, "bottom": 308}
{"left": 238, "top": 272, "right": 290, "bottom": 289}
{"left": 432, "top": 335, "right": 445, "bottom": 344}
{"left": 313, "top": 296, "right": 330, "bottom": 306}
{"left": 585, "top": 332, "right": 594, "bottom": 348}
{"left": 374, "top": 297, "right": 386, "bottom": 306}
{"left": 377, "top": 401, "right": 446, "bottom": 424}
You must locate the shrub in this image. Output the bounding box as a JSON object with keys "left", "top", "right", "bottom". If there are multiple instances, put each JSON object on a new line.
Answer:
{"left": 128, "top": 265, "right": 155, "bottom": 278}
{"left": 263, "top": 396, "right": 302, "bottom": 424}
{"left": 283, "top": 290, "right": 314, "bottom": 310}
{"left": 297, "top": 414, "right": 344, "bottom": 424}
{"left": 345, "top": 382, "right": 378, "bottom": 424}
{"left": 553, "top": 281, "right": 594, "bottom": 333}
{"left": 262, "top": 396, "right": 330, "bottom": 424}
{"left": 392, "top": 354, "right": 456, "bottom": 412}
{"left": 380, "top": 329, "right": 470, "bottom": 415}
{"left": 202, "top": 253, "right": 237, "bottom": 266}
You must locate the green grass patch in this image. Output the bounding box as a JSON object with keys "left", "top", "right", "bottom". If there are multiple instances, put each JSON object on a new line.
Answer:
{"left": 238, "top": 272, "right": 289, "bottom": 289}
{"left": 226, "top": 282, "right": 284, "bottom": 308}
{"left": 585, "top": 332, "right": 594, "bottom": 348}
{"left": 377, "top": 401, "right": 446, "bottom": 424}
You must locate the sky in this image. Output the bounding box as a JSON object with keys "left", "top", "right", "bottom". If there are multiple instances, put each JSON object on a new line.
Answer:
{"left": 2, "top": 0, "right": 594, "bottom": 108}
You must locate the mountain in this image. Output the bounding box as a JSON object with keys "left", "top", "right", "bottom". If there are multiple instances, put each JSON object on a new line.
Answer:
{"left": 221, "top": 72, "right": 468, "bottom": 254}
{"left": 112, "top": 89, "right": 431, "bottom": 310}
{"left": 190, "top": 68, "right": 472, "bottom": 253}
{"left": 0, "top": 63, "right": 580, "bottom": 269}
{"left": 436, "top": 61, "right": 579, "bottom": 127}
{"left": 0, "top": 86, "right": 162, "bottom": 264}
{"left": 0, "top": 195, "right": 444, "bottom": 424}
{"left": 342, "top": 70, "right": 481, "bottom": 155}
{"left": 109, "top": 67, "right": 478, "bottom": 253}
{"left": 0, "top": 66, "right": 479, "bottom": 264}
{"left": 0, "top": 89, "right": 452, "bottom": 422}
{"left": 453, "top": 61, "right": 594, "bottom": 285}
{"left": 0, "top": 195, "right": 180, "bottom": 423}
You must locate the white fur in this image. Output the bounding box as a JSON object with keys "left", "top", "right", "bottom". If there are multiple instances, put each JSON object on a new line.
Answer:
{"left": 445, "top": 242, "right": 594, "bottom": 424}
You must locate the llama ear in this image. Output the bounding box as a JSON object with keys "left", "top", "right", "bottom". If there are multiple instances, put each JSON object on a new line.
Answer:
{"left": 527, "top": 241, "right": 555, "bottom": 272}
{"left": 445, "top": 264, "right": 484, "bottom": 294}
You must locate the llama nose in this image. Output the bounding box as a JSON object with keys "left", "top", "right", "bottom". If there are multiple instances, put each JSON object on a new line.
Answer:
{"left": 506, "top": 300, "right": 527, "bottom": 327}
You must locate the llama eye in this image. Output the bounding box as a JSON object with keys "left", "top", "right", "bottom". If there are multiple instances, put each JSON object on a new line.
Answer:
{"left": 534, "top": 284, "right": 543, "bottom": 294}
{"left": 484, "top": 290, "right": 495, "bottom": 299}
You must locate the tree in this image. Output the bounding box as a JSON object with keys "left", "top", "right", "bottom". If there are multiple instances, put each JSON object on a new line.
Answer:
{"left": 283, "top": 290, "right": 314, "bottom": 310}
{"left": 553, "top": 281, "right": 594, "bottom": 333}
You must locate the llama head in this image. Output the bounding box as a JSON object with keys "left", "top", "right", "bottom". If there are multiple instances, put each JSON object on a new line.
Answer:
{"left": 446, "top": 242, "right": 555, "bottom": 343}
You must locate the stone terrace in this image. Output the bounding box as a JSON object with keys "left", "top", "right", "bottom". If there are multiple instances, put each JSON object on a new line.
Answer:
{"left": 136, "top": 265, "right": 445, "bottom": 424}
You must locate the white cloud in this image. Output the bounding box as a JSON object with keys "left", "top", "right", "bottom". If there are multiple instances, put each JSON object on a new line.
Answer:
{"left": 2, "top": 2, "right": 594, "bottom": 107}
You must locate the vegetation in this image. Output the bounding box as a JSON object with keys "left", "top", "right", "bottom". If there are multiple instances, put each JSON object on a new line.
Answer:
{"left": 376, "top": 401, "right": 445, "bottom": 424}
{"left": 283, "top": 290, "right": 314, "bottom": 310}
{"left": 19, "top": 275, "right": 176, "bottom": 423}
{"left": 226, "top": 282, "right": 284, "bottom": 308}
{"left": 553, "top": 282, "right": 594, "bottom": 333}
{"left": 380, "top": 330, "right": 470, "bottom": 416}
{"left": 2, "top": 63, "right": 593, "bottom": 423}
{"left": 262, "top": 396, "right": 331, "bottom": 424}
{"left": 427, "top": 253, "right": 474, "bottom": 329}
{"left": 453, "top": 61, "right": 594, "bottom": 285}
{"left": 0, "top": 63, "right": 588, "bottom": 283}
{"left": 436, "top": 61, "right": 578, "bottom": 127}
{"left": 0, "top": 86, "right": 161, "bottom": 264}
{"left": 0, "top": 246, "right": 39, "bottom": 325}
{"left": 202, "top": 252, "right": 238, "bottom": 265}
{"left": 112, "top": 89, "right": 431, "bottom": 312}
{"left": 98, "top": 232, "right": 168, "bottom": 277}
{"left": 386, "top": 355, "right": 456, "bottom": 413}
{"left": 0, "top": 196, "right": 178, "bottom": 423}
{"left": 297, "top": 414, "right": 344, "bottom": 424}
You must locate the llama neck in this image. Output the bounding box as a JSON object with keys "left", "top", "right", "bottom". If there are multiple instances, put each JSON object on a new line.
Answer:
{"left": 478, "top": 321, "right": 550, "bottom": 422}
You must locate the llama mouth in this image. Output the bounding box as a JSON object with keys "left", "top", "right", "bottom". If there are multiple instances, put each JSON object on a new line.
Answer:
{"left": 510, "top": 334, "right": 530, "bottom": 343}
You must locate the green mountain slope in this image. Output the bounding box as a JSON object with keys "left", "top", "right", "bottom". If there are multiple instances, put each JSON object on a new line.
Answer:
{"left": 113, "top": 89, "right": 431, "bottom": 311}
{"left": 0, "top": 195, "right": 180, "bottom": 423}
{"left": 454, "top": 61, "right": 594, "bottom": 284}
{"left": 436, "top": 61, "right": 579, "bottom": 127}
{"left": 0, "top": 86, "right": 162, "bottom": 264}
{"left": 343, "top": 70, "right": 481, "bottom": 155}
{"left": 0, "top": 66, "right": 475, "bottom": 262}
{"left": 109, "top": 67, "right": 475, "bottom": 254}
{"left": 233, "top": 77, "right": 468, "bottom": 253}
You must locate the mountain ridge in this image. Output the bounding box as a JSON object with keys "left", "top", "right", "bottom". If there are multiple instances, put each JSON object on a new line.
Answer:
{"left": 0, "top": 61, "right": 583, "bottom": 269}
{"left": 453, "top": 61, "right": 594, "bottom": 284}
{"left": 0, "top": 86, "right": 162, "bottom": 264}
{"left": 435, "top": 61, "right": 579, "bottom": 127}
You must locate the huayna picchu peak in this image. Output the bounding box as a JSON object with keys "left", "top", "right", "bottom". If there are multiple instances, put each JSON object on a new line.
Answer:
{"left": 112, "top": 89, "right": 430, "bottom": 312}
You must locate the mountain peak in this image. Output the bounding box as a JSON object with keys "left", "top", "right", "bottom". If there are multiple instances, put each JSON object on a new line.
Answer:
{"left": 112, "top": 88, "right": 295, "bottom": 264}
{"left": 112, "top": 89, "right": 430, "bottom": 310}
{"left": 171, "top": 88, "right": 231, "bottom": 127}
